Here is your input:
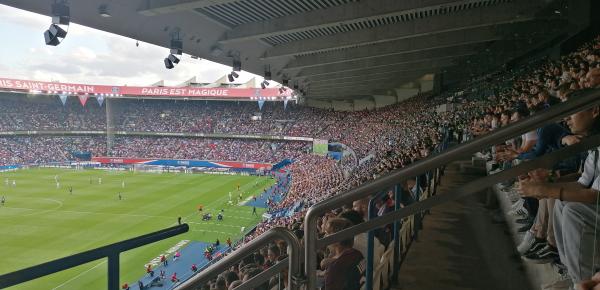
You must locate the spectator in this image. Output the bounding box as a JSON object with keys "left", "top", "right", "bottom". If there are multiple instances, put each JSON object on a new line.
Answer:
{"left": 518, "top": 102, "right": 600, "bottom": 286}
{"left": 322, "top": 217, "right": 364, "bottom": 290}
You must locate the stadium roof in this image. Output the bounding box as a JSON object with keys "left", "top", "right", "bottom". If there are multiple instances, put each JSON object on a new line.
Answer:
{"left": 0, "top": 0, "right": 588, "bottom": 100}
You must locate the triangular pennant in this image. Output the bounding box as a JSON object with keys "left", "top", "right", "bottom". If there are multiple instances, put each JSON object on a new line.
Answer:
{"left": 258, "top": 100, "right": 265, "bottom": 110}
{"left": 284, "top": 99, "right": 288, "bottom": 110}
{"left": 96, "top": 95, "right": 104, "bottom": 107}
{"left": 59, "top": 94, "right": 68, "bottom": 106}
{"left": 78, "top": 95, "right": 88, "bottom": 107}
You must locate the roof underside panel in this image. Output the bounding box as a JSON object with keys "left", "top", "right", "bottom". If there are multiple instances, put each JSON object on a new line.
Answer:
{"left": 197, "top": 0, "right": 512, "bottom": 47}
{"left": 195, "top": 0, "right": 358, "bottom": 28}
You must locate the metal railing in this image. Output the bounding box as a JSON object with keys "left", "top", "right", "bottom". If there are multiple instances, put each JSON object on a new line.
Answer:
{"left": 0, "top": 224, "right": 189, "bottom": 290}
{"left": 303, "top": 89, "right": 600, "bottom": 289}
{"left": 175, "top": 227, "right": 302, "bottom": 290}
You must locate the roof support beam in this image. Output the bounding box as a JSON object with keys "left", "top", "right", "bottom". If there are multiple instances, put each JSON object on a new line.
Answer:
{"left": 220, "top": 0, "right": 504, "bottom": 44}
{"left": 307, "top": 87, "right": 398, "bottom": 97}
{"left": 289, "top": 47, "right": 477, "bottom": 77}
{"left": 295, "top": 64, "right": 442, "bottom": 83}
{"left": 264, "top": 3, "right": 543, "bottom": 58}
{"left": 138, "top": 0, "right": 238, "bottom": 16}
{"left": 308, "top": 76, "right": 418, "bottom": 90}
{"left": 309, "top": 82, "right": 391, "bottom": 92}
{"left": 282, "top": 27, "right": 499, "bottom": 68}
{"left": 303, "top": 69, "right": 433, "bottom": 84}
{"left": 307, "top": 74, "right": 425, "bottom": 88}
{"left": 295, "top": 59, "right": 455, "bottom": 79}
{"left": 308, "top": 78, "right": 422, "bottom": 93}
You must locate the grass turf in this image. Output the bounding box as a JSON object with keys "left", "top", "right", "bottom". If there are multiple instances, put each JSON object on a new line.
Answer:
{"left": 0, "top": 168, "right": 272, "bottom": 290}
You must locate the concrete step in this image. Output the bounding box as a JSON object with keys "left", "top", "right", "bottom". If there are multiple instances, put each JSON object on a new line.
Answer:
{"left": 459, "top": 163, "right": 487, "bottom": 175}
{"left": 394, "top": 160, "right": 532, "bottom": 290}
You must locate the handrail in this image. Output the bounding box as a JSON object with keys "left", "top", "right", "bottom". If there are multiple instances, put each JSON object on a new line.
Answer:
{"left": 233, "top": 257, "right": 289, "bottom": 290}
{"left": 175, "top": 227, "right": 301, "bottom": 290}
{"left": 317, "top": 134, "right": 600, "bottom": 248}
{"left": 0, "top": 224, "right": 189, "bottom": 289}
{"left": 303, "top": 89, "right": 600, "bottom": 289}
{"left": 366, "top": 190, "right": 387, "bottom": 290}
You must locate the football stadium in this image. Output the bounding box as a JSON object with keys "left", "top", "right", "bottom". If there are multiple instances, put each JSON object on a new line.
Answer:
{"left": 0, "top": 1, "right": 599, "bottom": 290}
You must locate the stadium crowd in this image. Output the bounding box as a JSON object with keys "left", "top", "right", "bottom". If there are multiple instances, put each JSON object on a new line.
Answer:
{"left": 0, "top": 136, "right": 106, "bottom": 165}
{"left": 195, "top": 35, "right": 600, "bottom": 290}
{"left": 460, "top": 35, "right": 600, "bottom": 289}
{"left": 0, "top": 95, "right": 342, "bottom": 137}
{"left": 110, "top": 137, "right": 308, "bottom": 164}
{"left": 0, "top": 32, "right": 599, "bottom": 290}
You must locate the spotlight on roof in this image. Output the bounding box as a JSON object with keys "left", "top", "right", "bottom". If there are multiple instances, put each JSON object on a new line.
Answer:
{"left": 264, "top": 66, "right": 272, "bottom": 81}
{"left": 233, "top": 60, "right": 242, "bottom": 72}
{"left": 51, "top": 1, "right": 70, "bottom": 24}
{"left": 230, "top": 71, "right": 239, "bottom": 79}
{"left": 168, "top": 54, "right": 180, "bottom": 64}
{"left": 44, "top": 24, "right": 67, "bottom": 46}
{"left": 98, "top": 4, "right": 111, "bottom": 17}
{"left": 228, "top": 74, "right": 235, "bottom": 82}
{"left": 170, "top": 39, "right": 183, "bottom": 55}
{"left": 44, "top": 1, "right": 70, "bottom": 46}
{"left": 260, "top": 79, "right": 270, "bottom": 90}
{"left": 163, "top": 37, "right": 183, "bottom": 69}
{"left": 164, "top": 57, "right": 174, "bottom": 69}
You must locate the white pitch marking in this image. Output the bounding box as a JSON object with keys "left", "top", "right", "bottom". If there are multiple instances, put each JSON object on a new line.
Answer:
{"left": 52, "top": 260, "right": 106, "bottom": 290}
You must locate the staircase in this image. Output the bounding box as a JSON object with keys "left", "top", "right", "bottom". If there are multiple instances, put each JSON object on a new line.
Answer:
{"left": 392, "top": 160, "right": 533, "bottom": 290}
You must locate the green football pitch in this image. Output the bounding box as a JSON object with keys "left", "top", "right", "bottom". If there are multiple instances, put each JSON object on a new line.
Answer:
{"left": 0, "top": 168, "right": 272, "bottom": 290}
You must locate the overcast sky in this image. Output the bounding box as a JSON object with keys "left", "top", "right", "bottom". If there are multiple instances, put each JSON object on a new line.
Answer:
{"left": 0, "top": 4, "right": 259, "bottom": 87}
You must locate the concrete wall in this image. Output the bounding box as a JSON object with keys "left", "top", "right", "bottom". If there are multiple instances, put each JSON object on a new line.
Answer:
{"left": 331, "top": 100, "right": 354, "bottom": 111}
{"left": 420, "top": 80, "right": 434, "bottom": 93}
{"left": 373, "top": 95, "right": 397, "bottom": 108}
{"left": 306, "top": 99, "right": 332, "bottom": 109}
{"left": 354, "top": 98, "right": 376, "bottom": 111}
{"left": 396, "top": 88, "right": 420, "bottom": 102}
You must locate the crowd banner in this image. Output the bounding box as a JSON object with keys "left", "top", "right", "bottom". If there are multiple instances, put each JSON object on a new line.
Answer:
{"left": 91, "top": 157, "right": 273, "bottom": 170}
{"left": 97, "top": 95, "right": 104, "bottom": 106}
{"left": 59, "top": 94, "right": 67, "bottom": 105}
{"left": 78, "top": 95, "right": 88, "bottom": 106}
{"left": 0, "top": 77, "right": 293, "bottom": 99}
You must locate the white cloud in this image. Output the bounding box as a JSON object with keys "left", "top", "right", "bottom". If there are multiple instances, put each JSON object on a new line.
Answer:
{"left": 0, "top": 4, "right": 262, "bottom": 87}
{"left": 0, "top": 4, "right": 49, "bottom": 30}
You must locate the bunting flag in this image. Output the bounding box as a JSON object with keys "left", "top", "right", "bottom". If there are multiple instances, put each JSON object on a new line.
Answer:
{"left": 284, "top": 99, "right": 288, "bottom": 110}
{"left": 78, "top": 95, "right": 88, "bottom": 107}
{"left": 58, "top": 94, "right": 68, "bottom": 106}
{"left": 257, "top": 100, "right": 265, "bottom": 110}
{"left": 96, "top": 95, "right": 104, "bottom": 107}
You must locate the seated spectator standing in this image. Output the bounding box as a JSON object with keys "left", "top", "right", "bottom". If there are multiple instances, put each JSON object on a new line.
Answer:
{"left": 338, "top": 209, "right": 384, "bottom": 265}
{"left": 323, "top": 217, "right": 365, "bottom": 290}
{"left": 224, "top": 271, "right": 239, "bottom": 289}
{"left": 265, "top": 245, "right": 280, "bottom": 268}
{"left": 519, "top": 102, "right": 600, "bottom": 287}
